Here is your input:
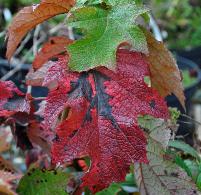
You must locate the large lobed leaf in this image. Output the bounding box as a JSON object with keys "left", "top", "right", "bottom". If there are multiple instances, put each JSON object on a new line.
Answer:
{"left": 6, "top": 0, "right": 75, "bottom": 60}
{"left": 50, "top": 49, "right": 169, "bottom": 192}
{"left": 135, "top": 116, "right": 197, "bottom": 195}
{"left": 67, "top": 0, "right": 149, "bottom": 71}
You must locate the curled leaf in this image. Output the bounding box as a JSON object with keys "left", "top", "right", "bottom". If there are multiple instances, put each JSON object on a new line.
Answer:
{"left": 144, "top": 30, "right": 185, "bottom": 108}
{"left": 6, "top": 0, "right": 75, "bottom": 60}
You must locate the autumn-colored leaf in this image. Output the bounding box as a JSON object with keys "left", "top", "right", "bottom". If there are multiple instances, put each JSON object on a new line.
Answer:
{"left": 26, "top": 61, "right": 55, "bottom": 87}
{"left": 6, "top": 0, "right": 75, "bottom": 60}
{"left": 51, "top": 49, "right": 169, "bottom": 192}
{"left": 0, "top": 127, "right": 11, "bottom": 153}
{"left": 0, "top": 156, "right": 16, "bottom": 174}
{"left": 135, "top": 115, "right": 197, "bottom": 195}
{"left": 67, "top": 1, "right": 149, "bottom": 71}
{"left": 27, "top": 122, "right": 54, "bottom": 154}
{"left": 144, "top": 29, "right": 185, "bottom": 108}
{"left": 0, "top": 170, "right": 21, "bottom": 195}
{"left": 0, "top": 81, "right": 30, "bottom": 117}
{"left": 43, "top": 56, "right": 78, "bottom": 128}
{"left": 33, "top": 36, "right": 72, "bottom": 70}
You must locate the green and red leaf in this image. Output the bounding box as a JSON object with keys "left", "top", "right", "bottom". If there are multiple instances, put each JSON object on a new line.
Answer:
{"left": 50, "top": 49, "right": 169, "bottom": 192}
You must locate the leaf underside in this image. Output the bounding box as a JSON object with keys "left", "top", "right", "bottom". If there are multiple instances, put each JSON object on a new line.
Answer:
{"left": 135, "top": 116, "right": 197, "bottom": 195}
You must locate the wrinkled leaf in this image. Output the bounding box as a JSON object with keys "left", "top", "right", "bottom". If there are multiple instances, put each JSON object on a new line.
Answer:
{"left": 51, "top": 50, "right": 168, "bottom": 192}
{"left": 67, "top": 2, "right": 149, "bottom": 71}
{"left": 144, "top": 29, "right": 185, "bottom": 108}
{"left": 135, "top": 116, "right": 197, "bottom": 195}
{"left": 6, "top": 0, "right": 75, "bottom": 60}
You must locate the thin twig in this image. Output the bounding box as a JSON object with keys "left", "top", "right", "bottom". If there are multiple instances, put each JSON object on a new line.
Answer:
{"left": 32, "top": 97, "right": 46, "bottom": 101}
{"left": 1, "top": 35, "right": 46, "bottom": 81}
{"left": 181, "top": 114, "right": 201, "bottom": 126}
{"left": 13, "top": 33, "right": 32, "bottom": 57}
{"left": 33, "top": 25, "right": 41, "bottom": 56}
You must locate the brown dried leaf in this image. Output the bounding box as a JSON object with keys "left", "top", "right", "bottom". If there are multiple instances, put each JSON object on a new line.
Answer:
{"left": 6, "top": 0, "right": 75, "bottom": 60}
{"left": 33, "top": 36, "right": 72, "bottom": 70}
{"left": 144, "top": 30, "right": 185, "bottom": 108}
{"left": 0, "top": 127, "right": 11, "bottom": 153}
{"left": 0, "top": 170, "right": 21, "bottom": 195}
{"left": 26, "top": 61, "right": 54, "bottom": 86}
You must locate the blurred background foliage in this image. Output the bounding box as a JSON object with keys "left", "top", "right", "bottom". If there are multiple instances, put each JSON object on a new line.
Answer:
{"left": 1, "top": 0, "right": 201, "bottom": 51}
{"left": 148, "top": 0, "right": 201, "bottom": 49}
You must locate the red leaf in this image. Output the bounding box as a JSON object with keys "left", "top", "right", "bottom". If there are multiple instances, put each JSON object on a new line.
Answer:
{"left": 26, "top": 61, "right": 55, "bottom": 87}
{"left": 6, "top": 0, "right": 75, "bottom": 60}
{"left": 27, "top": 122, "right": 54, "bottom": 153}
{"left": 50, "top": 49, "right": 169, "bottom": 192}
{"left": 0, "top": 81, "right": 30, "bottom": 117}
{"left": 43, "top": 56, "right": 78, "bottom": 128}
{"left": 33, "top": 36, "right": 72, "bottom": 70}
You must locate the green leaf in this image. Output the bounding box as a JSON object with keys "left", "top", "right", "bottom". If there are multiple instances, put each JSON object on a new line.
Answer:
{"left": 135, "top": 116, "right": 197, "bottom": 195}
{"left": 168, "top": 140, "right": 200, "bottom": 161}
{"left": 185, "top": 160, "right": 200, "bottom": 182}
{"left": 175, "top": 155, "right": 192, "bottom": 177}
{"left": 17, "top": 169, "right": 70, "bottom": 195}
{"left": 196, "top": 173, "right": 201, "bottom": 190}
{"left": 67, "top": 2, "right": 149, "bottom": 72}
{"left": 96, "top": 183, "right": 122, "bottom": 195}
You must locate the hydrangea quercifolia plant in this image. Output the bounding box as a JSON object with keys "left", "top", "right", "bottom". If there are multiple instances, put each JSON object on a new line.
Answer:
{"left": 0, "top": 0, "right": 199, "bottom": 194}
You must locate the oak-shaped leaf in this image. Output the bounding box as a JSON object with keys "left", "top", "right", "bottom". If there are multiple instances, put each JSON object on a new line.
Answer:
{"left": 6, "top": 0, "right": 75, "bottom": 60}
{"left": 0, "top": 81, "right": 30, "bottom": 118}
{"left": 144, "top": 29, "right": 185, "bottom": 108}
{"left": 17, "top": 168, "right": 71, "bottom": 195}
{"left": 33, "top": 36, "right": 72, "bottom": 70}
{"left": 51, "top": 49, "right": 169, "bottom": 192}
{"left": 135, "top": 115, "right": 197, "bottom": 195}
{"left": 67, "top": 1, "right": 149, "bottom": 71}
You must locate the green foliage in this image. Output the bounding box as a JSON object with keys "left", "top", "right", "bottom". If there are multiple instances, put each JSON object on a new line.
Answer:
{"left": 67, "top": 1, "right": 149, "bottom": 71}
{"left": 168, "top": 140, "right": 201, "bottom": 161}
{"left": 168, "top": 107, "right": 180, "bottom": 123}
{"left": 17, "top": 169, "right": 70, "bottom": 195}
{"left": 150, "top": 0, "right": 201, "bottom": 49}
{"left": 182, "top": 70, "right": 197, "bottom": 88}
{"left": 96, "top": 183, "right": 122, "bottom": 195}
